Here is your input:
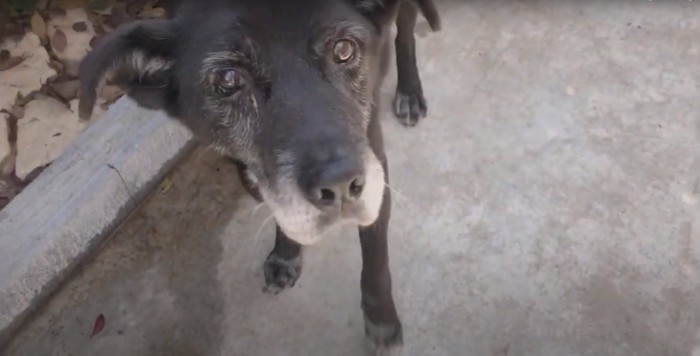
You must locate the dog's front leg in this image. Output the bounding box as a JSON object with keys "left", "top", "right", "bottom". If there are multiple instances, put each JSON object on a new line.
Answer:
{"left": 263, "top": 225, "right": 303, "bottom": 294}
{"left": 359, "top": 186, "right": 402, "bottom": 355}
{"left": 233, "top": 159, "right": 303, "bottom": 294}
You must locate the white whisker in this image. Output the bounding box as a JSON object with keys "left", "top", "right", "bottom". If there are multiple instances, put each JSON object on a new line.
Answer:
{"left": 251, "top": 201, "right": 266, "bottom": 218}
{"left": 253, "top": 214, "right": 275, "bottom": 245}
{"left": 384, "top": 182, "right": 410, "bottom": 202}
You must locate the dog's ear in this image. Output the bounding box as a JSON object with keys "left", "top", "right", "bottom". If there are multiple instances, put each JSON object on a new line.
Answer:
{"left": 78, "top": 19, "right": 180, "bottom": 120}
{"left": 351, "top": 0, "right": 441, "bottom": 31}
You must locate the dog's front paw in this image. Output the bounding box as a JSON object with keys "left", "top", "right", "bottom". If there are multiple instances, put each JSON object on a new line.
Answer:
{"left": 365, "top": 318, "right": 403, "bottom": 356}
{"left": 393, "top": 89, "right": 427, "bottom": 127}
{"left": 263, "top": 252, "right": 302, "bottom": 294}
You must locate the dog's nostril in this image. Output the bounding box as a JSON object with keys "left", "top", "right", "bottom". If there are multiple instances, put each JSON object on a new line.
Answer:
{"left": 319, "top": 188, "right": 336, "bottom": 204}
{"left": 349, "top": 177, "right": 364, "bottom": 198}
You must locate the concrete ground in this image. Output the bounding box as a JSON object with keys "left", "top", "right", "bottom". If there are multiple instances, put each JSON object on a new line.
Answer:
{"left": 4, "top": 1, "right": 700, "bottom": 355}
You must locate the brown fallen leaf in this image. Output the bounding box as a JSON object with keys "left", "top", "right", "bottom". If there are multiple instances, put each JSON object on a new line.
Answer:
{"left": 126, "top": 0, "right": 149, "bottom": 17}
{"left": 88, "top": 0, "right": 116, "bottom": 14}
{"left": 0, "top": 51, "right": 28, "bottom": 72}
{"left": 48, "top": 58, "right": 65, "bottom": 72}
{"left": 30, "top": 12, "right": 49, "bottom": 44}
{"left": 139, "top": 7, "right": 165, "bottom": 19}
{"left": 158, "top": 176, "right": 173, "bottom": 194}
{"left": 91, "top": 314, "right": 106, "bottom": 337}
{"left": 107, "top": 4, "right": 132, "bottom": 28}
{"left": 15, "top": 91, "right": 40, "bottom": 107}
{"left": 89, "top": 35, "right": 100, "bottom": 49}
{"left": 35, "top": 0, "right": 50, "bottom": 10}
{"left": 41, "top": 85, "right": 72, "bottom": 110}
{"left": 72, "top": 21, "right": 88, "bottom": 32}
{"left": 61, "top": 59, "right": 81, "bottom": 77}
{"left": 48, "top": 79, "right": 81, "bottom": 101}
{"left": 55, "top": 0, "right": 87, "bottom": 9}
{"left": 2, "top": 103, "right": 25, "bottom": 121}
{"left": 52, "top": 29, "right": 68, "bottom": 53}
{"left": 99, "top": 85, "right": 124, "bottom": 107}
{"left": 48, "top": 7, "right": 68, "bottom": 19}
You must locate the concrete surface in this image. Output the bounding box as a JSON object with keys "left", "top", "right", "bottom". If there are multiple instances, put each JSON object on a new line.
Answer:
{"left": 0, "top": 98, "right": 194, "bottom": 346}
{"left": 4, "top": 1, "right": 700, "bottom": 355}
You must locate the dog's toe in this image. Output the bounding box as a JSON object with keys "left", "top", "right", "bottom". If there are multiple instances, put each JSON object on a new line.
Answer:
{"left": 393, "top": 91, "right": 427, "bottom": 127}
{"left": 365, "top": 318, "right": 403, "bottom": 356}
{"left": 263, "top": 253, "right": 302, "bottom": 294}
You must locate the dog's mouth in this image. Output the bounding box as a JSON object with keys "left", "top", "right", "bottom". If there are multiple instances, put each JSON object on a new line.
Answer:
{"left": 255, "top": 150, "right": 385, "bottom": 246}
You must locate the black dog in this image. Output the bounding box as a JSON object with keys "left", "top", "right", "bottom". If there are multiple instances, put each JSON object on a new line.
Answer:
{"left": 78, "top": 0, "right": 440, "bottom": 353}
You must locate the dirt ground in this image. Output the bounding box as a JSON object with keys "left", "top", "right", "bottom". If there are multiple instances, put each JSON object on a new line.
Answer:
{"left": 0, "top": 0, "right": 166, "bottom": 209}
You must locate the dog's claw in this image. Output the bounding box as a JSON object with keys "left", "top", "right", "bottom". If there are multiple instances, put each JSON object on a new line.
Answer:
{"left": 263, "top": 253, "right": 302, "bottom": 294}
{"left": 365, "top": 319, "right": 403, "bottom": 356}
{"left": 393, "top": 91, "right": 427, "bottom": 127}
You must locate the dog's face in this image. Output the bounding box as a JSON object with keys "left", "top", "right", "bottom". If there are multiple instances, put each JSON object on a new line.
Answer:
{"left": 79, "top": 0, "right": 410, "bottom": 245}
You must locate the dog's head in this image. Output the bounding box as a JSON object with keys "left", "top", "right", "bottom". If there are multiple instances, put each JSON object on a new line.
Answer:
{"left": 78, "top": 0, "right": 439, "bottom": 245}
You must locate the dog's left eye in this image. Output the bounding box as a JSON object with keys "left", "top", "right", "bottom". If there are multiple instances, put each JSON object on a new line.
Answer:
{"left": 213, "top": 68, "right": 246, "bottom": 96}
{"left": 333, "top": 39, "right": 356, "bottom": 64}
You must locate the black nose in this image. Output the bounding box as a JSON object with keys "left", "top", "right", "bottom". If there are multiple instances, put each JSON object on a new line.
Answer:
{"left": 302, "top": 155, "right": 365, "bottom": 208}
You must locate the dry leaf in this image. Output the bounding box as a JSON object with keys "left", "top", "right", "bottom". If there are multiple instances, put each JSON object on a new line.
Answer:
{"left": 158, "top": 176, "right": 173, "bottom": 194}
{"left": 107, "top": 4, "right": 132, "bottom": 28}
{"left": 88, "top": 0, "right": 115, "bottom": 14}
{"left": 3, "top": 103, "right": 25, "bottom": 121}
{"left": 126, "top": 0, "right": 149, "bottom": 17}
{"left": 35, "top": 0, "right": 50, "bottom": 10}
{"left": 0, "top": 57, "right": 25, "bottom": 71}
{"left": 61, "top": 59, "right": 81, "bottom": 77}
{"left": 48, "top": 8, "right": 68, "bottom": 18}
{"left": 48, "top": 79, "right": 81, "bottom": 101}
{"left": 48, "top": 59, "right": 64, "bottom": 72}
{"left": 87, "top": 12, "right": 109, "bottom": 34}
{"left": 30, "top": 12, "right": 49, "bottom": 44}
{"left": 90, "top": 314, "right": 106, "bottom": 337}
{"left": 89, "top": 35, "right": 100, "bottom": 49}
{"left": 99, "top": 85, "right": 124, "bottom": 104}
{"left": 0, "top": 54, "right": 28, "bottom": 72}
{"left": 56, "top": 0, "right": 87, "bottom": 9}
{"left": 52, "top": 30, "right": 68, "bottom": 53}
{"left": 72, "top": 21, "right": 88, "bottom": 32}
{"left": 140, "top": 7, "right": 165, "bottom": 18}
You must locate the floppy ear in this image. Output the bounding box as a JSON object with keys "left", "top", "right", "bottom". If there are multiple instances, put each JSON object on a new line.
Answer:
{"left": 78, "top": 19, "right": 180, "bottom": 120}
{"left": 352, "top": 0, "right": 441, "bottom": 31}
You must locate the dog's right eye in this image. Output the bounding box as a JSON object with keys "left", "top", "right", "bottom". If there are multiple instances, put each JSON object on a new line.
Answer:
{"left": 332, "top": 39, "right": 356, "bottom": 64}
{"left": 212, "top": 68, "right": 246, "bottom": 97}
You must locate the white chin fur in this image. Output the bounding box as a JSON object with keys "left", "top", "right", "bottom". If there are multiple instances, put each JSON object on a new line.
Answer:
{"left": 355, "top": 150, "right": 385, "bottom": 226}
{"left": 259, "top": 149, "right": 385, "bottom": 246}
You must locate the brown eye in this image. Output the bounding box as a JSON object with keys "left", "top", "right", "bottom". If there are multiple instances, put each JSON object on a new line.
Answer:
{"left": 333, "top": 39, "right": 356, "bottom": 63}
{"left": 214, "top": 68, "right": 245, "bottom": 96}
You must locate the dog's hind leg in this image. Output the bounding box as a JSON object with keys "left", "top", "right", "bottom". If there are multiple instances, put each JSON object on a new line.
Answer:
{"left": 263, "top": 225, "right": 303, "bottom": 294}
{"left": 393, "top": 1, "right": 426, "bottom": 127}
